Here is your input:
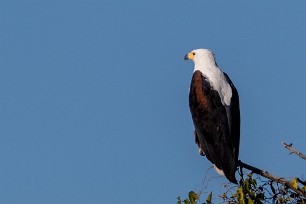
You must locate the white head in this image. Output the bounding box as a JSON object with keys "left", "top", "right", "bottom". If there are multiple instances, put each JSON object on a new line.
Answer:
{"left": 185, "top": 48, "right": 232, "bottom": 105}
{"left": 184, "top": 48, "right": 218, "bottom": 73}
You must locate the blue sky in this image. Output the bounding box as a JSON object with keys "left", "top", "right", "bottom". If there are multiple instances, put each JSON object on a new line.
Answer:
{"left": 1, "top": 1, "right": 306, "bottom": 203}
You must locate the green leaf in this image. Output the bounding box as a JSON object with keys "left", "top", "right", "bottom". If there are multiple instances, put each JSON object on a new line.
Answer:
{"left": 206, "top": 191, "right": 212, "bottom": 204}
{"left": 292, "top": 178, "right": 298, "bottom": 189}
{"left": 177, "top": 196, "right": 182, "bottom": 204}
{"left": 256, "top": 193, "right": 264, "bottom": 201}
{"left": 249, "top": 189, "right": 255, "bottom": 198}
{"left": 251, "top": 178, "right": 257, "bottom": 188}
{"left": 247, "top": 197, "right": 254, "bottom": 204}
{"left": 183, "top": 199, "right": 190, "bottom": 204}
{"left": 244, "top": 180, "right": 250, "bottom": 191}
{"left": 188, "top": 191, "right": 199, "bottom": 204}
{"left": 237, "top": 187, "right": 245, "bottom": 204}
{"left": 278, "top": 197, "right": 290, "bottom": 203}
{"left": 247, "top": 174, "right": 257, "bottom": 188}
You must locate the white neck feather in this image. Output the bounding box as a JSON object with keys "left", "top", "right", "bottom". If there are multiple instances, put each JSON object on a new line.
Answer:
{"left": 192, "top": 51, "right": 232, "bottom": 106}
{"left": 193, "top": 54, "right": 221, "bottom": 76}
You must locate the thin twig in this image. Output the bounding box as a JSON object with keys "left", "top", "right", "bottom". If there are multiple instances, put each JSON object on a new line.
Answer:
{"left": 297, "top": 178, "right": 306, "bottom": 186}
{"left": 282, "top": 142, "right": 306, "bottom": 160}
{"left": 238, "top": 160, "right": 306, "bottom": 198}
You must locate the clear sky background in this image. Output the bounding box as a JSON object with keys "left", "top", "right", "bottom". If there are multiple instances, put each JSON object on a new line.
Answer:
{"left": 1, "top": 1, "right": 306, "bottom": 203}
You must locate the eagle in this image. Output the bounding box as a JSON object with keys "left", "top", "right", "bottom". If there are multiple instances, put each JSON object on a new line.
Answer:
{"left": 185, "top": 49, "right": 240, "bottom": 184}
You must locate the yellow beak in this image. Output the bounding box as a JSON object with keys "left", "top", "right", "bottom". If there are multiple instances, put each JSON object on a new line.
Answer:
{"left": 184, "top": 52, "right": 194, "bottom": 60}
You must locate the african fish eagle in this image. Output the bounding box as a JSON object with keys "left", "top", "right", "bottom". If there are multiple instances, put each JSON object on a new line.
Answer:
{"left": 185, "top": 49, "right": 240, "bottom": 184}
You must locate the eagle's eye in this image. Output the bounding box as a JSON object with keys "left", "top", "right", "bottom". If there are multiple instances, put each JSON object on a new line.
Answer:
{"left": 192, "top": 52, "right": 195, "bottom": 56}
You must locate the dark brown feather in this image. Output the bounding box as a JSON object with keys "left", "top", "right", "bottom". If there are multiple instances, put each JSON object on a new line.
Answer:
{"left": 189, "top": 70, "right": 240, "bottom": 184}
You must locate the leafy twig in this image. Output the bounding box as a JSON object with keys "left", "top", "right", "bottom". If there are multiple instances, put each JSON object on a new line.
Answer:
{"left": 238, "top": 160, "right": 306, "bottom": 198}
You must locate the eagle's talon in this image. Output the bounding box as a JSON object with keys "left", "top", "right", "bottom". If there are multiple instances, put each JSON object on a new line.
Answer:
{"left": 199, "top": 148, "right": 205, "bottom": 156}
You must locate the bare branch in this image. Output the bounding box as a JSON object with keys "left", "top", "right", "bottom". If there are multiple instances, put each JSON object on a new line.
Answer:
{"left": 282, "top": 142, "right": 306, "bottom": 160}
{"left": 297, "top": 178, "right": 306, "bottom": 186}
{"left": 238, "top": 160, "right": 306, "bottom": 198}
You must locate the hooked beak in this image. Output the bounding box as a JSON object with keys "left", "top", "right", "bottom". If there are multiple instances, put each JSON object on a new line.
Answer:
{"left": 184, "top": 52, "right": 194, "bottom": 61}
{"left": 184, "top": 54, "right": 189, "bottom": 60}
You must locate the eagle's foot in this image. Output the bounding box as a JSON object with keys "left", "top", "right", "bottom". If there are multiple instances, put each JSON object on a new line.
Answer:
{"left": 199, "top": 148, "right": 205, "bottom": 156}
{"left": 194, "top": 131, "right": 205, "bottom": 156}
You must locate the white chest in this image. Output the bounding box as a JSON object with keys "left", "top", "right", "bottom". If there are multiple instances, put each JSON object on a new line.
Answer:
{"left": 194, "top": 65, "right": 232, "bottom": 106}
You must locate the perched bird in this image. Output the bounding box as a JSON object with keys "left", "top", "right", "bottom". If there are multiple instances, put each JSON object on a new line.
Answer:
{"left": 185, "top": 49, "right": 240, "bottom": 183}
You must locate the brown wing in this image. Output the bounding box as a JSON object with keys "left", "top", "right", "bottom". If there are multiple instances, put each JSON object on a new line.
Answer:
{"left": 223, "top": 72, "right": 240, "bottom": 166}
{"left": 189, "top": 70, "right": 239, "bottom": 183}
